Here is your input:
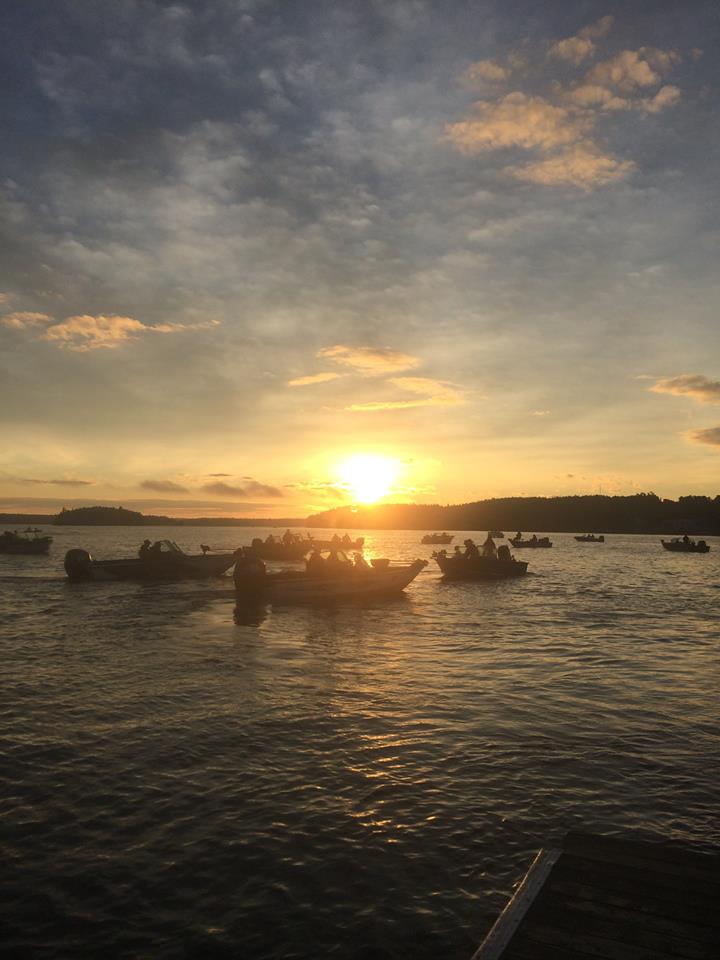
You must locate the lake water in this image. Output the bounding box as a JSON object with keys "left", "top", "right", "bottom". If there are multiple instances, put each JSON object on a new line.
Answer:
{"left": 2, "top": 526, "right": 719, "bottom": 959}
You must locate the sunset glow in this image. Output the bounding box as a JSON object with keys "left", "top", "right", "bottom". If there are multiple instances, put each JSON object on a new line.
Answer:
{"left": 337, "top": 455, "right": 400, "bottom": 505}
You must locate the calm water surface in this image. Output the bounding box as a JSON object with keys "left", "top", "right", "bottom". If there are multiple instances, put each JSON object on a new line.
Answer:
{"left": 2, "top": 526, "right": 719, "bottom": 959}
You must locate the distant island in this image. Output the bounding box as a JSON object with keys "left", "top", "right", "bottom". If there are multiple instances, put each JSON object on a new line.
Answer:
{"left": 0, "top": 493, "right": 718, "bottom": 534}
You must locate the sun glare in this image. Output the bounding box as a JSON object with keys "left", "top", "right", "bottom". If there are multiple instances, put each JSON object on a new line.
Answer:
{"left": 337, "top": 454, "right": 399, "bottom": 504}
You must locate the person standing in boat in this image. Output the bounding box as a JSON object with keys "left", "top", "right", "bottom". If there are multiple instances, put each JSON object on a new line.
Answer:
{"left": 482, "top": 533, "right": 497, "bottom": 558}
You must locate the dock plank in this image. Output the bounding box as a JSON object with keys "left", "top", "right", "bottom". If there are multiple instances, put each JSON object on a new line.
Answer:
{"left": 471, "top": 833, "right": 720, "bottom": 960}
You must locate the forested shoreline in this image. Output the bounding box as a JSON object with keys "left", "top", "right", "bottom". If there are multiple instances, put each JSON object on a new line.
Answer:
{"left": 2, "top": 493, "right": 719, "bottom": 534}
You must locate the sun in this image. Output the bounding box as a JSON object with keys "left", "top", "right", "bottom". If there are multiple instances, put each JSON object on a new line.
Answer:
{"left": 337, "top": 454, "right": 399, "bottom": 504}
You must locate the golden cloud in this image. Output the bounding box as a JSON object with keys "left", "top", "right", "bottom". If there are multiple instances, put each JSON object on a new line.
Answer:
{"left": 586, "top": 48, "right": 680, "bottom": 92}
{"left": 550, "top": 36, "right": 595, "bottom": 66}
{"left": 41, "top": 314, "right": 180, "bottom": 351}
{"left": 651, "top": 374, "right": 720, "bottom": 404}
{"left": 318, "top": 345, "right": 420, "bottom": 376}
{"left": 446, "top": 93, "right": 591, "bottom": 153}
{"left": 508, "top": 143, "right": 635, "bottom": 189}
{"left": 347, "top": 376, "right": 464, "bottom": 411}
{"left": 288, "top": 372, "right": 342, "bottom": 387}
{"left": 463, "top": 59, "right": 510, "bottom": 86}
{"left": 2, "top": 311, "right": 52, "bottom": 329}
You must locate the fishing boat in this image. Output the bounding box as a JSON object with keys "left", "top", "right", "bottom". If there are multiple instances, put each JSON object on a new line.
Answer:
{"left": 421, "top": 532, "right": 453, "bottom": 544}
{"left": 575, "top": 534, "right": 605, "bottom": 542}
{"left": 433, "top": 548, "right": 527, "bottom": 580}
{"left": 509, "top": 535, "right": 552, "bottom": 548}
{"left": 234, "top": 550, "right": 427, "bottom": 604}
{"left": 661, "top": 538, "right": 710, "bottom": 554}
{"left": 0, "top": 528, "right": 53, "bottom": 554}
{"left": 64, "top": 540, "right": 240, "bottom": 581}
{"left": 489, "top": 530, "right": 504, "bottom": 539}
{"left": 243, "top": 537, "right": 313, "bottom": 561}
{"left": 307, "top": 535, "right": 365, "bottom": 550}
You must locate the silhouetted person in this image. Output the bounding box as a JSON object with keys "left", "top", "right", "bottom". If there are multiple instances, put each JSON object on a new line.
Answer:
{"left": 682, "top": 533, "right": 690, "bottom": 543}
{"left": 464, "top": 538, "right": 480, "bottom": 559}
{"left": 139, "top": 539, "right": 151, "bottom": 559}
{"left": 201, "top": 544, "right": 210, "bottom": 554}
{"left": 282, "top": 529, "right": 293, "bottom": 545}
{"left": 306, "top": 550, "right": 325, "bottom": 574}
{"left": 530, "top": 534, "right": 538, "bottom": 543}
{"left": 482, "top": 533, "right": 497, "bottom": 558}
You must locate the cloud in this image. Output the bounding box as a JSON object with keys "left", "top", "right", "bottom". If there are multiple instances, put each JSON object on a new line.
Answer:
{"left": 463, "top": 60, "right": 510, "bottom": 86}
{"left": 347, "top": 376, "right": 464, "bottom": 411}
{"left": 40, "top": 314, "right": 183, "bottom": 351}
{"left": 509, "top": 143, "right": 635, "bottom": 188}
{"left": 318, "top": 345, "right": 420, "bottom": 376}
{"left": 5, "top": 474, "right": 95, "bottom": 486}
{"left": 586, "top": 48, "right": 680, "bottom": 93}
{"left": 140, "top": 479, "right": 189, "bottom": 493}
{"left": 288, "top": 372, "right": 343, "bottom": 387}
{"left": 201, "top": 479, "right": 283, "bottom": 497}
{"left": 688, "top": 427, "right": 720, "bottom": 447}
{"left": 2, "top": 311, "right": 53, "bottom": 329}
{"left": 446, "top": 93, "right": 590, "bottom": 153}
{"left": 550, "top": 37, "right": 596, "bottom": 66}
{"left": 642, "top": 85, "right": 681, "bottom": 113}
{"left": 651, "top": 374, "right": 720, "bottom": 404}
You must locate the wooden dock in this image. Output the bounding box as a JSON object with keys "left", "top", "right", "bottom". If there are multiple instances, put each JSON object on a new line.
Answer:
{"left": 472, "top": 831, "right": 720, "bottom": 960}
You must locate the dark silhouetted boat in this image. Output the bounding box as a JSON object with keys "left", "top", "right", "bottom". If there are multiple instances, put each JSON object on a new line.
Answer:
{"left": 661, "top": 538, "right": 710, "bottom": 553}
{"left": 433, "top": 547, "right": 527, "bottom": 580}
{"left": 308, "top": 535, "right": 365, "bottom": 550}
{"left": 509, "top": 535, "right": 552, "bottom": 548}
{"left": 234, "top": 551, "right": 427, "bottom": 603}
{"left": 0, "top": 528, "right": 53, "bottom": 554}
{"left": 575, "top": 534, "right": 605, "bottom": 542}
{"left": 421, "top": 532, "right": 453, "bottom": 544}
{"left": 489, "top": 530, "right": 504, "bottom": 539}
{"left": 244, "top": 538, "right": 313, "bottom": 561}
{"left": 64, "top": 540, "right": 239, "bottom": 581}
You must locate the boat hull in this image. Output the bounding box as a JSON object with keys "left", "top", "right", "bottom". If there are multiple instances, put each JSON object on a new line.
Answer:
{"left": 65, "top": 549, "right": 238, "bottom": 582}
{"left": 421, "top": 534, "right": 453, "bottom": 544}
{"left": 509, "top": 538, "right": 552, "bottom": 549}
{"left": 307, "top": 538, "right": 365, "bottom": 551}
{"left": 661, "top": 540, "right": 710, "bottom": 553}
{"left": 435, "top": 555, "right": 527, "bottom": 580}
{"left": 0, "top": 538, "right": 52, "bottom": 555}
{"left": 575, "top": 535, "right": 604, "bottom": 542}
{"left": 235, "top": 560, "right": 427, "bottom": 604}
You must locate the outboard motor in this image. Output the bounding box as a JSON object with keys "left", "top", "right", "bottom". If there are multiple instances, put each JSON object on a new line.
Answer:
{"left": 233, "top": 552, "right": 267, "bottom": 597}
{"left": 64, "top": 548, "right": 94, "bottom": 581}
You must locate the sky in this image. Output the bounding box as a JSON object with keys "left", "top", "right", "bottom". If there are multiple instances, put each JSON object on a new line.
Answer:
{"left": 1, "top": 0, "right": 719, "bottom": 518}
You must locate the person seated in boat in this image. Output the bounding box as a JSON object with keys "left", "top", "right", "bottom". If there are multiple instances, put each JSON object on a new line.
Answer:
{"left": 139, "top": 539, "right": 152, "bottom": 559}
{"left": 497, "top": 544, "right": 511, "bottom": 561}
{"left": 515, "top": 532, "right": 522, "bottom": 541}
{"left": 325, "top": 549, "right": 352, "bottom": 575}
{"left": 331, "top": 533, "right": 342, "bottom": 547}
{"left": 464, "top": 538, "right": 480, "bottom": 559}
{"left": 341, "top": 534, "right": 352, "bottom": 547}
{"left": 682, "top": 533, "right": 690, "bottom": 544}
{"left": 149, "top": 540, "right": 164, "bottom": 554}
{"left": 482, "top": 533, "right": 497, "bottom": 558}
{"left": 306, "top": 549, "right": 325, "bottom": 574}
{"left": 454, "top": 545, "right": 463, "bottom": 558}
{"left": 282, "top": 529, "right": 293, "bottom": 546}
{"left": 530, "top": 534, "right": 537, "bottom": 543}
{"left": 353, "top": 552, "right": 370, "bottom": 570}
{"left": 265, "top": 534, "right": 276, "bottom": 545}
